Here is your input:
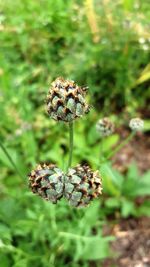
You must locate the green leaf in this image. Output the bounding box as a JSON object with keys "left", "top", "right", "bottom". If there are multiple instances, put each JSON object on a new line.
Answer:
{"left": 105, "top": 198, "right": 121, "bottom": 208}
{"left": 0, "top": 146, "right": 26, "bottom": 175}
{"left": 80, "top": 236, "right": 114, "bottom": 260}
{"left": 102, "top": 134, "right": 119, "bottom": 153}
{"left": 0, "top": 225, "right": 11, "bottom": 242}
{"left": 100, "top": 163, "right": 123, "bottom": 196}
{"left": 121, "top": 198, "right": 135, "bottom": 217}
{"left": 137, "top": 200, "right": 150, "bottom": 216}
{"left": 79, "top": 201, "right": 100, "bottom": 229}
{"left": 123, "top": 0, "right": 134, "bottom": 11}
{"left": 127, "top": 163, "right": 139, "bottom": 180}
{"left": 123, "top": 170, "right": 150, "bottom": 197}
{"left": 144, "top": 119, "right": 150, "bottom": 131}
{"left": 132, "top": 186, "right": 150, "bottom": 197}
{"left": 141, "top": 171, "right": 150, "bottom": 184}
{"left": 21, "top": 132, "right": 37, "bottom": 165}
{"left": 0, "top": 254, "right": 11, "bottom": 267}
{"left": 87, "top": 124, "right": 100, "bottom": 145}
{"left": 13, "top": 259, "right": 28, "bottom": 267}
{"left": 135, "top": 71, "right": 150, "bottom": 86}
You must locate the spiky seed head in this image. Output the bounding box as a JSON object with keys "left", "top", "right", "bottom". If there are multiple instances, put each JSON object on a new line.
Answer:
{"left": 64, "top": 165, "right": 102, "bottom": 208}
{"left": 129, "top": 118, "right": 144, "bottom": 132}
{"left": 46, "top": 77, "right": 90, "bottom": 122}
{"left": 28, "top": 163, "right": 64, "bottom": 204}
{"left": 96, "top": 117, "right": 114, "bottom": 137}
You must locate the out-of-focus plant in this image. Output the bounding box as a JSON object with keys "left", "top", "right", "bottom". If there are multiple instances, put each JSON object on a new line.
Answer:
{"left": 101, "top": 163, "right": 150, "bottom": 218}
{"left": 0, "top": 0, "right": 150, "bottom": 114}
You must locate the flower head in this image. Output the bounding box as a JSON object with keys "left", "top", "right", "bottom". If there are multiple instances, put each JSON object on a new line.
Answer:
{"left": 29, "top": 163, "right": 103, "bottom": 207}
{"left": 46, "top": 77, "right": 90, "bottom": 122}
{"left": 28, "top": 163, "right": 64, "bottom": 204}
{"left": 96, "top": 117, "right": 114, "bottom": 137}
{"left": 64, "top": 165, "right": 102, "bottom": 207}
{"left": 129, "top": 118, "right": 144, "bottom": 132}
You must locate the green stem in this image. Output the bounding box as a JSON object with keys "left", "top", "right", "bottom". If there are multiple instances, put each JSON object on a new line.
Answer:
{"left": 106, "top": 132, "right": 135, "bottom": 160}
{"left": 67, "top": 121, "right": 74, "bottom": 171}
{"left": 59, "top": 231, "right": 90, "bottom": 240}
{"left": 0, "top": 140, "right": 24, "bottom": 179}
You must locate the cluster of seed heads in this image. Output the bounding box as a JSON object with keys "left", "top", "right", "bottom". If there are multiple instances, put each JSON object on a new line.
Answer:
{"left": 29, "top": 163, "right": 102, "bottom": 207}
{"left": 96, "top": 117, "right": 144, "bottom": 136}
{"left": 29, "top": 77, "right": 102, "bottom": 207}
{"left": 129, "top": 118, "right": 144, "bottom": 132}
{"left": 29, "top": 77, "right": 145, "bottom": 206}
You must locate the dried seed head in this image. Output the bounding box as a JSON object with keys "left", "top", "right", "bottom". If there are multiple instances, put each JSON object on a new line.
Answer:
{"left": 129, "top": 118, "right": 144, "bottom": 132}
{"left": 64, "top": 165, "right": 102, "bottom": 208}
{"left": 96, "top": 117, "right": 114, "bottom": 137}
{"left": 46, "top": 77, "right": 90, "bottom": 122}
{"left": 28, "top": 163, "right": 64, "bottom": 204}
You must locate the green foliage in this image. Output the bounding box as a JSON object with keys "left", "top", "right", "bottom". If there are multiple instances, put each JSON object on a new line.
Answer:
{"left": 0, "top": 187, "right": 113, "bottom": 266}
{"left": 101, "top": 163, "right": 150, "bottom": 218}
{"left": 0, "top": 0, "right": 150, "bottom": 114}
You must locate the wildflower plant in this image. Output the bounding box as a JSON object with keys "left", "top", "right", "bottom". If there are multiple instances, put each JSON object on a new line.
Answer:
{"left": 104, "top": 117, "right": 144, "bottom": 161}
{"left": 29, "top": 77, "right": 102, "bottom": 207}
{"left": 97, "top": 116, "right": 144, "bottom": 164}
{"left": 0, "top": 76, "right": 145, "bottom": 208}
{"left": 96, "top": 117, "right": 115, "bottom": 164}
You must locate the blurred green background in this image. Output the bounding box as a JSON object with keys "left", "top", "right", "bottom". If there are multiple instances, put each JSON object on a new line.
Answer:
{"left": 0, "top": 0, "right": 150, "bottom": 267}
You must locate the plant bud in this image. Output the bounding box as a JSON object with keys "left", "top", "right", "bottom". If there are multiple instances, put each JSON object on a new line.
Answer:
{"left": 64, "top": 165, "right": 102, "bottom": 207}
{"left": 46, "top": 77, "right": 90, "bottom": 122}
{"left": 28, "top": 163, "right": 64, "bottom": 204}
{"left": 96, "top": 117, "right": 114, "bottom": 137}
{"left": 129, "top": 118, "right": 144, "bottom": 132}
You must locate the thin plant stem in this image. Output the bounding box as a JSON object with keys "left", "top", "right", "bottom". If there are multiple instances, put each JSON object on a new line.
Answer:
{"left": 67, "top": 121, "right": 74, "bottom": 171}
{"left": 0, "top": 140, "right": 24, "bottom": 179}
{"left": 106, "top": 132, "right": 135, "bottom": 161}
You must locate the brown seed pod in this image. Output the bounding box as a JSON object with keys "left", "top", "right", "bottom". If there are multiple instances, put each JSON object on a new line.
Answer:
{"left": 46, "top": 77, "right": 90, "bottom": 122}
{"left": 28, "top": 163, "right": 64, "bottom": 204}
{"left": 96, "top": 117, "right": 114, "bottom": 137}
{"left": 64, "top": 165, "right": 102, "bottom": 207}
